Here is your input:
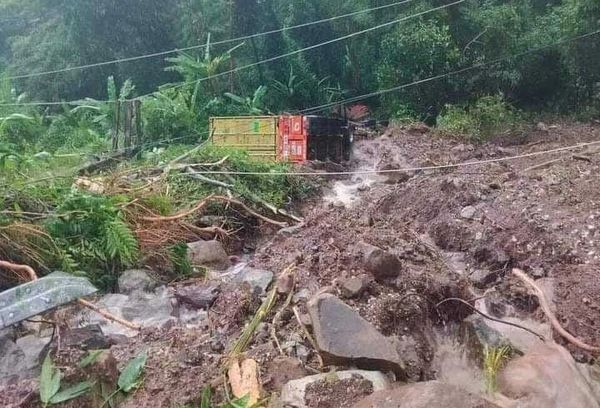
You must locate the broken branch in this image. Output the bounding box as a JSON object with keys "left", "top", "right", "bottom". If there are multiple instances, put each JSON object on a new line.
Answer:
{"left": 212, "top": 195, "right": 288, "bottom": 228}
{"left": 77, "top": 299, "right": 140, "bottom": 331}
{"left": 140, "top": 194, "right": 215, "bottom": 222}
{"left": 186, "top": 168, "right": 234, "bottom": 188}
{"left": 512, "top": 268, "right": 600, "bottom": 353}
{"left": 0, "top": 260, "right": 38, "bottom": 282}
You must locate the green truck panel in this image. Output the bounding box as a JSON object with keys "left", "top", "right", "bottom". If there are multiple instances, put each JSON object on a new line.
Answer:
{"left": 210, "top": 116, "right": 278, "bottom": 161}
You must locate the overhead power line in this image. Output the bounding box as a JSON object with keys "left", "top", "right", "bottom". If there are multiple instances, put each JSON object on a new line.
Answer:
{"left": 300, "top": 29, "right": 600, "bottom": 114}
{"left": 137, "top": 0, "right": 466, "bottom": 99}
{"left": 0, "top": 0, "right": 464, "bottom": 107}
{"left": 4, "top": 0, "right": 415, "bottom": 81}
{"left": 181, "top": 140, "right": 600, "bottom": 177}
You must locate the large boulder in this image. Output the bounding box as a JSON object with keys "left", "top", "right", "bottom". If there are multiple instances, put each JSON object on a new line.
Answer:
{"left": 498, "top": 343, "right": 600, "bottom": 408}
{"left": 307, "top": 294, "right": 406, "bottom": 378}
{"left": 187, "top": 240, "right": 231, "bottom": 270}
{"left": 282, "top": 370, "right": 391, "bottom": 408}
{"left": 359, "top": 242, "right": 402, "bottom": 281}
{"left": 352, "top": 381, "right": 501, "bottom": 408}
{"left": 118, "top": 269, "right": 158, "bottom": 294}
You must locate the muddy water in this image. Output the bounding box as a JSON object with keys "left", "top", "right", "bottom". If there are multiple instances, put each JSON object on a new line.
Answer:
{"left": 431, "top": 327, "right": 485, "bottom": 395}
{"left": 323, "top": 170, "right": 386, "bottom": 207}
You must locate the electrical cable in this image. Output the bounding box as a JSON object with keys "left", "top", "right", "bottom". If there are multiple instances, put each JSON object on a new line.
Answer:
{"left": 4, "top": 0, "right": 415, "bottom": 81}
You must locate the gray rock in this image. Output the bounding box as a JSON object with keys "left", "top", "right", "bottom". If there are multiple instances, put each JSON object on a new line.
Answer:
{"left": 353, "top": 381, "right": 501, "bottom": 408}
{"left": 0, "top": 333, "right": 25, "bottom": 385}
{"left": 469, "top": 269, "right": 499, "bottom": 288}
{"left": 293, "top": 289, "right": 312, "bottom": 304}
{"left": 282, "top": 370, "right": 391, "bottom": 408}
{"left": 118, "top": 269, "right": 158, "bottom": 294}
{"left": 340, "top": 276, "right": 367, "bottom": 299}
{"left": 308, "top": 294, "right": 406, "bottom": 378}
{"left": 62, "top": 324, "right": 110, "bottom": 350}
{"left": 460, "top": 315, "right": 512, "bottom": 364}
{"left": 277, "top": 224, "right": 305, "bottom": 237}
{"left": 187, "top": 240, "right": 231, "bottom": 270}
{"left": 175, "top": 285, "right": 220, "bottom": 309}
{"left": 231, "top": 266, "right": 273, "bottom": 294}
{"left": 76, "top": 287, "right": 174, "bottom": 337}
{"left": 460, "top": 206, "right": 477, "bottom": 220}
{"left": 499, "top": 344, "right": 599, "bottom": 408}
{"left": 15, "top": 335, "right": 51, "bottom": 371}
{"left": 359, "top": 242, "right": 402, "bottom": 281}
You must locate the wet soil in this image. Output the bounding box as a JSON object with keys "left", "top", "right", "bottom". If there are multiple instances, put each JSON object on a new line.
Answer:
{"left": 3, "top": 120, "right": 600, "bottom": 407}
{"left": 304, "top": 375, "right": 374, "bottom": 408}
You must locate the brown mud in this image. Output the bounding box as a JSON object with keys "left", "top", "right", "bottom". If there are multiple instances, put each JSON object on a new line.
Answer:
{"left": 3, "top": 121, "right": 600, "bottom": 407}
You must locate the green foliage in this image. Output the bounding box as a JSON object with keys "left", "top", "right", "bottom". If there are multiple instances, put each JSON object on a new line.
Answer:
{"left": 224, "top": 86, "right": 269, "bottom": 115}
{"left": 170, "top": 242, "right": 193, "bottom": 278}
{"left": 117, "top": 351, "right": 148, "bottom": 393}
{"left": 180, "top": 386, "right": 252, "bottom": 408}
{"left": 377, "top": 18, "right": 461, "bottom": 119}
{"left": 483, "top": 345, "right": 511, "bottom": 394}
{"left": 47, "top": 193, "right": 138, "bottom": 290}
{"left": 190, "top": 146, "right": 314, "bottom": 208}
{"left": 78, "top": 350, "right": 104, "bottom": 368}
{"left": 0, "top": 112, "right": 44, "bottom": 149}
{"left": 39, "top": 354, "right": 91, "bottom": 406}
{"left": 437, "top": 95, "right": 522, "bottom": 141}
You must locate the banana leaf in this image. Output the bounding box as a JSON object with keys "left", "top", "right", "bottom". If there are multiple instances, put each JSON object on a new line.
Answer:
{"left": 0, "top": 272, "right": 97, "bottom": 329}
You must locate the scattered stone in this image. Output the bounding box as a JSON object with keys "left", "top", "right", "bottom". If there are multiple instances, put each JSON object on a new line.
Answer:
{"left": 340, "top": 276, "right": 367, "bottom": 299}
{"left": 281, "top": 370, "right": 391, "bottom": 408}
{"left": 277, "top": 272, "right": 295, "bottom": 295}
{"left": 210, "top": 338, "right": 225, "bottom": 353}
{"left": 266, "top": 357, "right": 309, "bottom": 391}
{"left": 359, "top": 242, "right": 402, "bottom": 281}
{"left": 469, "top": 269, "right": 499, "bottom": 288}
{"left": 293, "top": 289, "right": 312, "bottom": 304}
{"left": 278, "top": 224, "right": 305, "bottom": 237}
{"left": 498, "top": 344, "right": 599, "bottom": 408}
{"left": 175, "top": 285, "right": 220, "bottom": 309}
{"left": 62, "top": 324, "right": 110, "bottom": 350}
{"left": 460, "top": 206, "right": 477, "bottom": 220}
{"left": 352, "top": 381, "right": 501, "bottom": 408}
{"left": 307, "top": 294, "right": 406, "bottom": 378}
{"left": 530, "top": 267, "right": 546, "bottom": 278}
{"left": 231, "top": 266, "right": 273, "bottom": 294}
{"left": 118, "top": 269, "right": 158, "bottom": 294}
{"left": 473, "top": 246, "right": 510, "bottom": 268}
{"left": 187, "top": 240, "right": 231, "bottom": 270}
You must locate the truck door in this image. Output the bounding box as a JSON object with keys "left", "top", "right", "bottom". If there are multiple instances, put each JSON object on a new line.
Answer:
{"left": 278, "top": 115, "right": 307, "bottom": 163}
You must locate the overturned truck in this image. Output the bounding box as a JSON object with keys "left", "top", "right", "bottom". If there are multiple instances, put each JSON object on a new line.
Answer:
{"left": 209, "top": 115, "right": 353, "bottom": 163}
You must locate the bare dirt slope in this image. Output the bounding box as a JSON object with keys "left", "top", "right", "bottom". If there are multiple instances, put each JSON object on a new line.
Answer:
{"left": 3, "top": 121, "right": 600, "bottom": 407}
{"left": 257, "top": 121, "right": 600, "bottom": 358}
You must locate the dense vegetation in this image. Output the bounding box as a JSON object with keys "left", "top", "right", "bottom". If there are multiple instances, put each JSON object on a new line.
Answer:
{"left": 0, "top": 0, "right": 598, "bottom": 288}
{"left": 0, "top": 0, "right": 598, "bottom": 139}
